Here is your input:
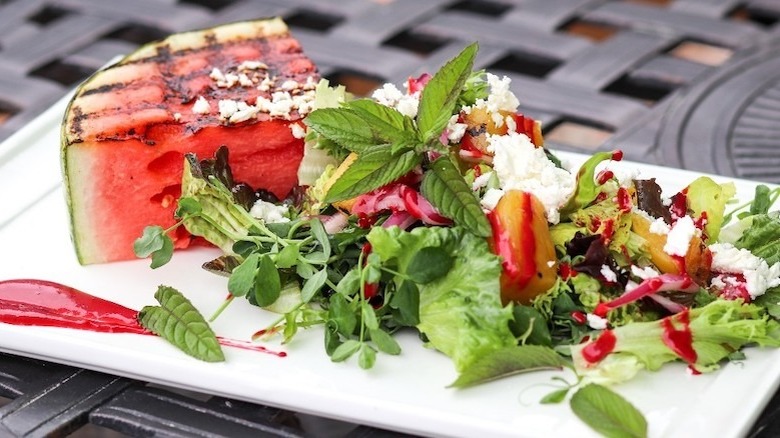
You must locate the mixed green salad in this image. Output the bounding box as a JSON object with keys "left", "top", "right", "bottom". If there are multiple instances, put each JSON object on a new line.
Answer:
{"left": 134, "top": 44, "right": 780, "bottom": 436}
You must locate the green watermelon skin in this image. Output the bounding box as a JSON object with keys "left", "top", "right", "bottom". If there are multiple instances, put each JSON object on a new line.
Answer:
{"left": 62, "top": 18, "right": 318, "bottom": 264}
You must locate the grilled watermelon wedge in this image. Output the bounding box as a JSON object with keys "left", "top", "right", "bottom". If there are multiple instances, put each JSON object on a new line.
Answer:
{"left": 62, "top": 18, "right": 319, "bottom": 264}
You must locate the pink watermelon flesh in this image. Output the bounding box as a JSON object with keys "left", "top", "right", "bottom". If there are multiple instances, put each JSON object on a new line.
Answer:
{"left": 62, "top": 19, "right": 318, "bottom": 264}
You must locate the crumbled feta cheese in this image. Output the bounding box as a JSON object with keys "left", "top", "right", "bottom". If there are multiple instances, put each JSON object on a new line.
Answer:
{"left": 372, "top": 83, "right": 404, "bottom": 105}
{"left": 290, "top": 122, "right": 306, "bottom": 139}
{"left": 546, "top": 260, "right": 556, "bottom": 268}
{"left": 446, "top": 114, "right": 467, "bottom": 143}
{"left": 505, "top": 115, "right": 517, "bottom": 133}
{"left": 649, "top": 217, "right": 671, "bottom": 235}
{"left": 249, "top": 200, "right": 290, "bottom": 223}
{"left": 192, "top": 96, "right": 211, "bottom": 114}
{"left": 481, "top": 188, "right": 504, "bottom": 212}
{"left": 472, "top": 172, "right": 493, "bottom": 191}
{"left": 484, "top": 73, "right": 519, "bottom": 113}
{"left": 487, "top": 131, "right": 575, "bottom": 223}
{"left": 173, "top": 112, "right": 182, "bottom": 122}
{"left": 238, "top": 60, "right": 267, "bottom": 71}
{"left": 228, "top": 101, "right": 259, "bottom": 123}
{"left": 258, "top": 75, "right": 275, "bottom": 92}
{"left": 209, "top": 68, "right": 226, "bottom": 83}
{"left": 281, "top": 80, "right": 300, "bottom": 91}
{"left": 663, "top": 216, "right": 697, "bottom": 257}
{"left": 218, "top": 99, "right": 239, "bottom": 120}
{"left": 631, "top": 265, "right": 659, "bottom": 280}
{"left": 372, "top": 83, "right": 419, "bottom": 118}
{"left": 600, "top": 265, "right": 618, "bottom": 283}
{"left": 709, "top": 243, "right": 780, "bottom": 299}
{"left": 586, "top": 313, "right": 609, "bottom": 330}
{"left": 238, "top": 73, "right": 254, "bottom": 87}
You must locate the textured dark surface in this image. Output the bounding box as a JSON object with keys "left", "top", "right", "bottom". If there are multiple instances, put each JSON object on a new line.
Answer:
{"left": 2, "top": 0, "right": 780, "bottom": 436}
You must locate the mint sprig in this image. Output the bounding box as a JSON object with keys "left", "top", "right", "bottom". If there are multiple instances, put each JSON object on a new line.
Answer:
{"left": 417, "top": 42, "right": 478, "bottom": 144}
{"left": 421, "top": 157, "right": 492, "bottom": 237}
{"left": 307, "top": 43, "right": 480, "bottom": 203}
{"left": 324, "top": 148, "right": 420, "bottom": 203}
{"left": 570, "top": 384, "right": 648, "bottom": 438}
{"left": 139, "top": 285, "right": 225, "bottom": 362}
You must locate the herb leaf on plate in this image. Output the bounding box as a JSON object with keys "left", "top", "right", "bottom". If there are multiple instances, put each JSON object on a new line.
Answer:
{"left": 139, "top": 285, "right": 225, "bottom": 362}
{"left": 449, "top": 345, "right": 565, "bottom": 388}
{"left": 570, "top": 383, "right": 648, "bottom": 438}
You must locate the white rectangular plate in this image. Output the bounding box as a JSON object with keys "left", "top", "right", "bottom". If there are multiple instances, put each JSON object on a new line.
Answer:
{"left": 1, "top": 98, "right": 779, "bottom": 438}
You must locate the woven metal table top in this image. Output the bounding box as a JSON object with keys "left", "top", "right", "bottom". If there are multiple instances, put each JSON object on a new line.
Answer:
{"left": 2, "top": 0, "right": 780, "bottom": 436}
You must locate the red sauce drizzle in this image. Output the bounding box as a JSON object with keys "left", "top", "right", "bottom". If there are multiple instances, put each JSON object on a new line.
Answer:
{"left": 570, "top": 311, "right": 587, "bottom": 325}
{"left": 597, "top": 170, "right": 614, "bottom": 185}
{"left": 616, "top": 187, "right": 632, "bottom": 213}
{"left": 581, "top": 329, "right": 617, "bottom": 364}
{"left": 0, "top": 279, "right": 285, "bottom": 357}
{"left": 0, "top": 279, "right": 148, "bottom": 334}
{"left": 559, "top": 263, "right": 578, "bottom": 280}
{"left": 661, "top": 309, "right": 697, "bottom": 368}
{"left": 357, "top": 213, "right": 377, "bottom": 229}
{"left": 669, "top": 189, "right": 688, "bottom": 220}
{"left": 216, "top": 337, "right": 286, "bottom": 357}
{"left": 601, "top": 219, "right": 615, "bottom": 243}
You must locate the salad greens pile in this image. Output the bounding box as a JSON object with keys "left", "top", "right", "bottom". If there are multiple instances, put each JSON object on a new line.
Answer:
{"left": 134, "top": 43, "right": 780, "bottom": 436}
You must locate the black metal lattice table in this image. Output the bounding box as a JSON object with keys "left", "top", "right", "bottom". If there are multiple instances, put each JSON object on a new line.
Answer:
{"left": 2, "top": 0, "right": 780, "bottom": 436}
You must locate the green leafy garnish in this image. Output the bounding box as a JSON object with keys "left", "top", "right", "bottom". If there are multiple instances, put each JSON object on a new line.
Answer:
{"left": 133, "top": 225, "right": 174, "bottom": 269}
{"left": 323, "top": 148, "right": 421, "bottom": 203}
{"left": 138, "top": 285, "right": 225, "bottom": 362}
{"left": 421, "top": 157, "right": 492, "bottom": 237}
{"left": 449, "top": 345, "right": 565, "bottom": 388}
{"left": 417, "top": 42, "right": 478, "bottom": 144}
{"left": 570, "top": 384, "right": 647, "bottom": 438}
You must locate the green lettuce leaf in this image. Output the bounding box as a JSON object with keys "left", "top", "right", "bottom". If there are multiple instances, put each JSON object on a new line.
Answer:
{"left": 560, "top": 151, "right": 616, "bottom": 216}
{"left": 180, "top": 155, "right": 261, "bottom": 253}
{"left": 367, "top": 226, "right": 516, "bottom": 372}
{"left": 735, "top": 212, "right": 780, "bottom": 265}
{"left": 571, "top": 300, "right": 780, "bottom": 384}
{"left": 686, "top": 177, "right": 735, "bottom": 242}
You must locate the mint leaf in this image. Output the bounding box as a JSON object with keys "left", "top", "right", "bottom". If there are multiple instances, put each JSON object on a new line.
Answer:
{"left": 347, "top": 99, "right": 419, "bottom": 145}
{"left": 304, "top": 108, "right": 378, "bottom": 153}
{"left": 570, "top": 384, "right": 647, "bottom": 438}
{"left": 139, "top": 285, "right": 224, "bottom": 362}
{"left": 449, "top": 345, "right": 565, "bottom": 388}
{"left": 421, "top": 157, "right": 491, "bottom": 237}
{"left": 417, "top": 43, "right": 478, "bottom": 144}
{"left": 324, "top": 148, "right": 421, "bottom": 203}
